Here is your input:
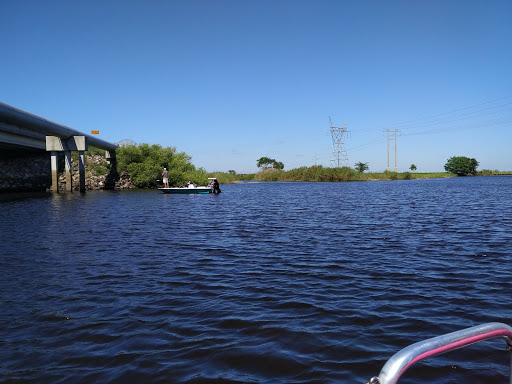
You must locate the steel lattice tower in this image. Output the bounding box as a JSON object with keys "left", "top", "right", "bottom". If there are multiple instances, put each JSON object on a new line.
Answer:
{"left": 329, "top": 117, "right": 349, "bottom": 168}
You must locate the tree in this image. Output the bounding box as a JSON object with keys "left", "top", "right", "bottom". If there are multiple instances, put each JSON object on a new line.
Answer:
{"left": 228, "top": 170, "right": 236, "bottom": 174}
{"left": 444, "top": 156, "right": 479, "bottom": 176}
{"left": 354, "top": 162, "right": 369, "bottom": 173}
{"left": 273, "top": 161, "right": 284, "bottom": 170}
{"left": 257, "top": 156, "right": 275, "bottom": 169}
{"left": 410, "top": 164, "right": 417, "bottom": 171}
{"left": 257, "top": 157, "right": 284, "bottom": 170}
{"left": 116, "top": 143, "right": 207, "bottom": 187}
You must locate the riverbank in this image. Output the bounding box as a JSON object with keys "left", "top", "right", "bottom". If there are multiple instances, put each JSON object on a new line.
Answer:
{"left": 57, "top": 153, "right": 136, "bottom": 191}
{"left": 209, "top": 166, "right": 512, "bottom": 184}
{"left": 0, "top": 151, "right": 137, "bottom": 193}
{"left": 5, "top": 151, "right": 506, "bottom": 193}
{"left": 209, "top": 166, "right": 456, "bottom": 184}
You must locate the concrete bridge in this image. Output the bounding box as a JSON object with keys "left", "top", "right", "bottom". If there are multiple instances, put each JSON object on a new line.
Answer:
{"left": 0, "top": 102, "right": 118, "bottom": 193}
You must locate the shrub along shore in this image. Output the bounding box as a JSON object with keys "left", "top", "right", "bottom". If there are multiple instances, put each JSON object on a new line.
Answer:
{"left": 209, "top": 166, "right": 456, "bottom": 184}
{"left": 210, "top": 167, "right": 512, "bottom": 184}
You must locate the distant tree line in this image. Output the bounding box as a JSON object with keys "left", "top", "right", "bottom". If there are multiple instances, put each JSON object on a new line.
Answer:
{"left": 110, "top": 146, "right": 481, "bottom": 188}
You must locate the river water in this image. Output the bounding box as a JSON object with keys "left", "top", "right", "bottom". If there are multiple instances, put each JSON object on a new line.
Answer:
{"left": 1, "top": 176, "right": 512, "bottom": 384}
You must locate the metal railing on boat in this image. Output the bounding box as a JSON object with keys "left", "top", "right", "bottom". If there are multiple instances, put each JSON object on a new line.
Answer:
{"left": 368, "top": 322, "right": 512, "bottom": 384}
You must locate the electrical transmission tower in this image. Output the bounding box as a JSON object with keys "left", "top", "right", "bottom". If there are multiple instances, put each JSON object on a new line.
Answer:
{"left": 329, "top": 117, "right": 349, "bottom": 167}
{"left": 386, "top": 129, "right": 400, "bottom": 172}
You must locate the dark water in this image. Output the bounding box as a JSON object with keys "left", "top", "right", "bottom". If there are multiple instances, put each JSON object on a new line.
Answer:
{"left": 1, "top": 177, "right": 512, "bottom": 384}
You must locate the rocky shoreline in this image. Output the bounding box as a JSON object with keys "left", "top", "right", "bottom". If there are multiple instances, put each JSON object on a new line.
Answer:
{"left": 0, "top": 152, "right": 136, "bottom": 193}
{"left": 57, "top": 154, "right": 136, "bottom": 191}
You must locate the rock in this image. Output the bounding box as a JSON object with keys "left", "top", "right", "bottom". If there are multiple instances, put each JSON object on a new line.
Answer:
{"left": 1, "top": 152, "right": 136, "bottom": 192}
{"left": 60, "top": 155, "right": 137, "bottom": 191}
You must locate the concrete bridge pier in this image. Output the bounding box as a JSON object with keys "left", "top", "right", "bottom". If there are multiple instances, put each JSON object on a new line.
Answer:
{"left": 51, "top": 151, "right": 59, "bottom": 192}
{"left": 79, "top": 150, "right": 86, "bottom": 193}
{"left": 64, "top": 150, "right": 73, "bottom": 191}
{"left": 46, "top": 136, "right": 88, "bottom": 192}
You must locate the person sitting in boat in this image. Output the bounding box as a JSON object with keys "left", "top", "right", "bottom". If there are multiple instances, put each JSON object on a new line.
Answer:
{"left": 187, "top": 181, "right": 195, "bottom": 189}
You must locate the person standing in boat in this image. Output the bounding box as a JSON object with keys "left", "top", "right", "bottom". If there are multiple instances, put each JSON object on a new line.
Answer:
{"left": 162, "top": 168, "right": 169, "bottom": 188}
{"left": 212, "top": 179, "right": 221, "bottom": 194}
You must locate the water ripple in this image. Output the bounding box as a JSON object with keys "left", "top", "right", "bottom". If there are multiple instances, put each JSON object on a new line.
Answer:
{"left": 1, "top": 177, "right": 512, "bottom": 383}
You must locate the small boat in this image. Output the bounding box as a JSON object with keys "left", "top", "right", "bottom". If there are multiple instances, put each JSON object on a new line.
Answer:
{"left": 158, "top": 185, "right": 212, "bottom": 194}
{"left": 367, "top": 322, "right": 512, "bottom": 384}
{"left": 158, "top": 178, "right": 221, "bottom": 194}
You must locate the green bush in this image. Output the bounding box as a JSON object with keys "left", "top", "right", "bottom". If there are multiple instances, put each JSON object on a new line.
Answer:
{"left": 253, "top": 165, "right": 360, "bottom": 182}
{"left": 444, "top": 156, "right": 479, "bottom": 176}
{"left": 255, "top": 169, "right": 283, "bottom": 181}
{"left": 204, "top": 172, "right": 256, "bottom": 183}
{"left": 89, "top": 163, "right": 109, "bottom": 176}
{"left": 478, "top": 169, "right": 498, "bottom": 176}
{"left": 86, "top": 147, "right": 105, "bottom": 156}
{"left": 116, "top": 144, "right": 206, "bottom": 188}
{"left": 207, "top": 172, "right": 238, "bottom": 184}
{"left": 383, "top": 170, "right": 399, "bottom": 180}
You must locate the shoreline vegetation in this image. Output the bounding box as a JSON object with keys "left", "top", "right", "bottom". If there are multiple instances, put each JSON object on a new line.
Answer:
{"left": 209, "top": 167, "right": 512, "bottom": 184}
{"left": 83, "top": 145, "right": 511, "bottom": 189}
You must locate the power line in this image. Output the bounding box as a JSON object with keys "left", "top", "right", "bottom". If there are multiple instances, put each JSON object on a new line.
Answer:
{"left": 398, "top": 103, "right": 512, "bottom": 135}
{"left": 347, "top": 96, "right": 512, "bottom": 152}
{"left": 328, "top": 96, "right": 511, "bottom": 171}
{"left": 404, "top": 115, "right": 512, "bottom": 137}
{"left": 373, "top": 96, "right": 512, "bottom": 132}
{"left": 347, "top": 135, "right": 387, "bottom": 151}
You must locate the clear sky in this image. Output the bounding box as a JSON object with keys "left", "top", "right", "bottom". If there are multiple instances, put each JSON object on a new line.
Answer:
{"left": 2, "top": 0, "right": 511, "bottom": 173}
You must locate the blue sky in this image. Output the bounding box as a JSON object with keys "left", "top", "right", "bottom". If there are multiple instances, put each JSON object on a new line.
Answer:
{"left": 2, "top": 0, "right": 511, "bottom": 173}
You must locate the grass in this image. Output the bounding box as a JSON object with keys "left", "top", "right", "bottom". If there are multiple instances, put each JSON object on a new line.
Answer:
{"left": 408, "top": 172, "right": 456, "bottom": 179}
{"left": 88, "top": 162, "right": 110, "bottom": 176}
{"left": 207, "top": 172, "right": 256, "bottom": 184}
{"left": 478, "top": 170, "right": 512, "bottom": 176}
{"left": 209, "top": 166, "right": 457, "bottom": 183}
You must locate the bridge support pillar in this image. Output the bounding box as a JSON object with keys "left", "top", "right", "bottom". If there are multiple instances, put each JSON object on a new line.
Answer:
{"left": 106, "top": 150, "right": 117, "bottom": 165}
{"left": 79, "top": 150, "right": 86, "bottom": 193}
{"left": 46, "top": 136, "right": 87, "bottom": 193}
{"left": 50, "top": 151, "right": 59, "bottom": 192}
{"left": 64, "top": 150, "right": 72, "bottom": 192}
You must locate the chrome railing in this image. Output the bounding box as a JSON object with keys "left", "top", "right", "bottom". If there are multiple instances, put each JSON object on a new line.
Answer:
{"left": 369, "top": 322, "right": 512, "bottom": 384}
